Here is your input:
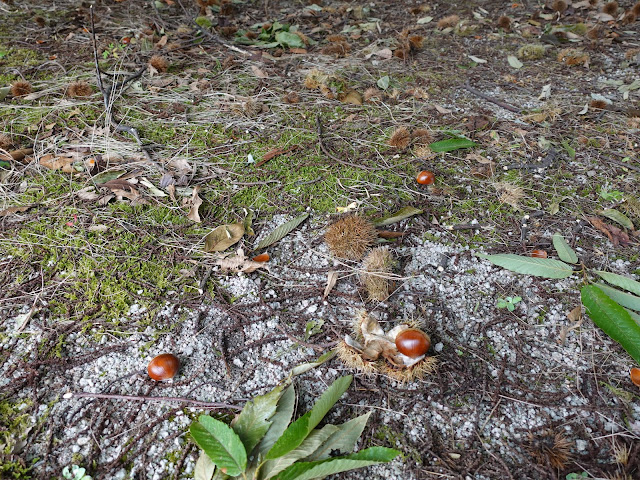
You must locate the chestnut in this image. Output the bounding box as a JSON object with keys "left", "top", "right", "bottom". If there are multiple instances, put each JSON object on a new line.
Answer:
{"left": 416, "top": 171, "right": 435, "bottom": 185}
{"left": 395, "top": 329, "right": 430, "bottom": 358}
{"left": 147, "top": 353, "right": 180, "bottom": 381}
{"left": 631, "top": 367, "right": 640, "bottom": 387}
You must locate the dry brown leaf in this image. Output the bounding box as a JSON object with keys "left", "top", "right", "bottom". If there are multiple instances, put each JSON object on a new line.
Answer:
{"left": 0, "top": 148, "right": 33, "bottom": 162}
{"left": 0, "top": 205, "right": 31, "bottom": 216}
{"left": 339, "top": 89, "right": 363, "bottom": 105}
{"left": 39, "top": 154, "right": 74, "bottom": 171}
{"left": 567, "top": 306, "right": 582, "bottom": 322}
{"left": 251, "top": 65, "right": 268, "bottom": 78}
{"left": 377, "top": 231, "right": 405, "bottom": 239}
{"left": 216, "top": 250, "right": 267, "bottom": 273}
{"left": 257, "top": 145, "right": 298, "bottom": 167}
{"left": 204, "top": 223, "right": 245, "bottom": 252}
{"left": 187, "top": 185, "right": 203, "bottom": 223}
{"left": 76, "top": 186, "right": 101, "bottom": 201}
{"left": 323, "top": 270, "right": 339, "bottom": 299}
{"left": 587, "top": 216, "right": 631, "bottom": 246}
{"left": 433, "top": 104, "right": 452, "bottom": 114}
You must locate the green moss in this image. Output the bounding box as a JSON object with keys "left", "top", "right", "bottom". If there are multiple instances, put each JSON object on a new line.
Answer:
{"left": 517, "top": 44, "right": 547, "bottom": 60}
{"left": 0, "top": 399, "right": 35, "bottom": 479}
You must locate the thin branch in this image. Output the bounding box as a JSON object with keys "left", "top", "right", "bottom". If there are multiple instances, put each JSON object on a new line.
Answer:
{"left": 464, "top": 81, "right": 520, "bottom": 113}
{"left": 71, "top": 391, "right": 241, "bottom": 410}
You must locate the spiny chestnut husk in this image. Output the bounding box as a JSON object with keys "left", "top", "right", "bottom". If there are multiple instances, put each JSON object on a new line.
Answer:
{"left": 325, "top": 215, "right": 377, "bottom": 260}
{"left": 336, "top": 311, "right": 436, "bottom": 382}
{"left": 361, "top": 247, "right": 396, "bottom": 301}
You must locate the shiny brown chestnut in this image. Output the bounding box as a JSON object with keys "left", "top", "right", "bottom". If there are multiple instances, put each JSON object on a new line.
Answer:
{"left": 147, "top": 353, "right": 180, "bottom": 381}
{"left": 395, "top": 329, "right": 431, "bottom": 358}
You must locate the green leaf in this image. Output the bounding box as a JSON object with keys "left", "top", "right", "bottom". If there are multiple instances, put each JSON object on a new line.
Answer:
{"left": 597, "top": 209, "right": 634, "bottom": 230}
{"left": 254, "top": 213, "right": 309, "bottom": 251}
{"left": 266, "top": 413, "right": 311, "bottom": 460}
{"left": 308, "top": 375, "right": 352, "bottom": 429}
{"left": 581, "top": 285, "right": 640, "bottom": 364}
{"left": 190, "top": 415, "right": 247, "bottom": 477}
{"left": 304, "top": 412, "right": 372, "bottom": 461}
{"left": 595, "top": 283, "right": 640, "bottom": 312}
{"left": 561, "top": 140, "right": 576, "bottom": 159}
{"left": 267, "top": 375, "right": 352, "bottom": 460}
{"left": 232, "top": 384, "right": 282, "bottom": 454}
{"left": 627, "top": 309, "right": 640, "bottom": 327}
{"left": 194, "top": 451, "right": 216, "bottom": 480}
{"left": 476, "top": 253, "right": 574, "bottom": 278}
{"left": 372, "top": 206, "right": 423, "bottom": 226}
{"left": 92, "top": 169, "right": 126, "bottom": 184}
{"left": 594, "top": 271, "right": 640, "bottom": 296}
{"left": 377, "top": 75, "right": 390, "bottom": 90}
{"left": 0, "top": 86, "right": 10, "bottom": 101}
{"left": 204, "top": 223, "right": 245, "bottom": 252}
{"left": 257, "top": 384, "right": 296, "bottom": 458}
{"left": 552, "top": 233, "right": 578, "bottom": 264}
{"left": 428, "top": 138, "right": 477, "bottom": 153}
{"left": 261, "top": 425, "right": 339, "bottom": 479}
{"left": 275, "top": 31, "right": 304, "bottom": 48}
{"left": 290, "top": 351, "right": 336, "bottom": 377}
{"left": 507, "top": 55, "right": 523, "bottom": 69}
{"left": 276, "top": 447, "right": 401, "bottom": 480}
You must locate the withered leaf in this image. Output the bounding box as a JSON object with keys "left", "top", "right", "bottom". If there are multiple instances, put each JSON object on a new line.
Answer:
{"left": 39, "top": 154, "right": 75, "bottom": 171}
{"left": 256, "top": 145, "right": 298, "bottom": 167}
{"left": 186, "top": 185, "right": 203, "bottom": 223}
{"left": 0, "top": 148, "right": 33, "bottom": 162}
{"left": 0, "top": 205, "right": 32, "bottom": 216}
{"left": 567, "top": 306, "right": 582, "bottom": 322}
{"left": 323, "top": 270, "right": 338, "bottom": 299}
{"left": 377, "top": 230, "right": 405, "bottom": 239}
{"left": 216, "top": 252, "right": 267, "bottom": 273}
{"left": 587, "top": 216, "right": 631, "bottom": 246}
{"left": 204, "top": 223, "right": 245, "bottom": 252}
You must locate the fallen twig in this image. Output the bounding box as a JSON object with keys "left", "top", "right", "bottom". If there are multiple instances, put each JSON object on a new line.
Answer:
{"left": 275, "top": 324, "right": 337, "bottom": 352}
{"left": 69, "top": 391, "right": 241, "bottom": 410}
{"left": 464, "top": 81, "right": 520, "bottom": 113}
{"left": 505, "top": 148, "right": 557, "bottom": 172}
{"left": 90, "top": 6, "right": 162, "bottom": 170}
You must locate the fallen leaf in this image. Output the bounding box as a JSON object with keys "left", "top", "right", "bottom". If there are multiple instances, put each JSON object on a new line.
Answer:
{"left": 377, "top": 230, "right": 405, "bottom": 239}
{"left": 323, "top": 270, "right": 338, "bottom": 299}
{"left": 216, "top": 249, "right": 267, "bottom": 273}
{"left": 251, "top": 65, "right": 268, "bottom": 78}
{"left": 336, "top": 201, "right": 358, "bottom": 213}
{"left": 567, "top": 306, "right": 582, "bottom": 322}
{"left": 256, "top": 145, "right": 298, "bottom": 167}
{"left": 507, "top": 55, "right": 523, "bottom": 69}
{"left": 339, "top": 89, "right": 363, "bottom": 105}
{"left": 464, "top": 115, "right": 490, "bottom": 131}
{"left": 204, "top": 223, "right": 245, "bottom": 252}
{"left": 0, "top": 148, "right": 33, "bottom": 162}
{"left": 76, "top": 186, "right": 101, "bottom": 201}
{"left": 433, "top": 104, "right": 452, "bottom": 114}
{"left": 0, "top": 205, "right": 32, "bottom": 216}
{"left": 39, "top": 154, "right": 75, "bottom": 171}
{"left": 187, "top": 185, "right": 203, "bottom": 222}
{"left": 587, "top": 216, "right": 631, "bottom": 246}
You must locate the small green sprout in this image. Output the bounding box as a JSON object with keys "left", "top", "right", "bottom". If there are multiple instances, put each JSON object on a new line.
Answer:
{"left": 496, "top": 296, "right": 522, "bottom": 312}
{"left": 62, "top": 465, "right": 92, "bottom": 480}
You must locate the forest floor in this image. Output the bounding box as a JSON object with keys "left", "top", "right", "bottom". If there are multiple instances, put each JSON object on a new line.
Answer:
{"left": 1, "top": 0, "right": 640, "bottom": 479}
